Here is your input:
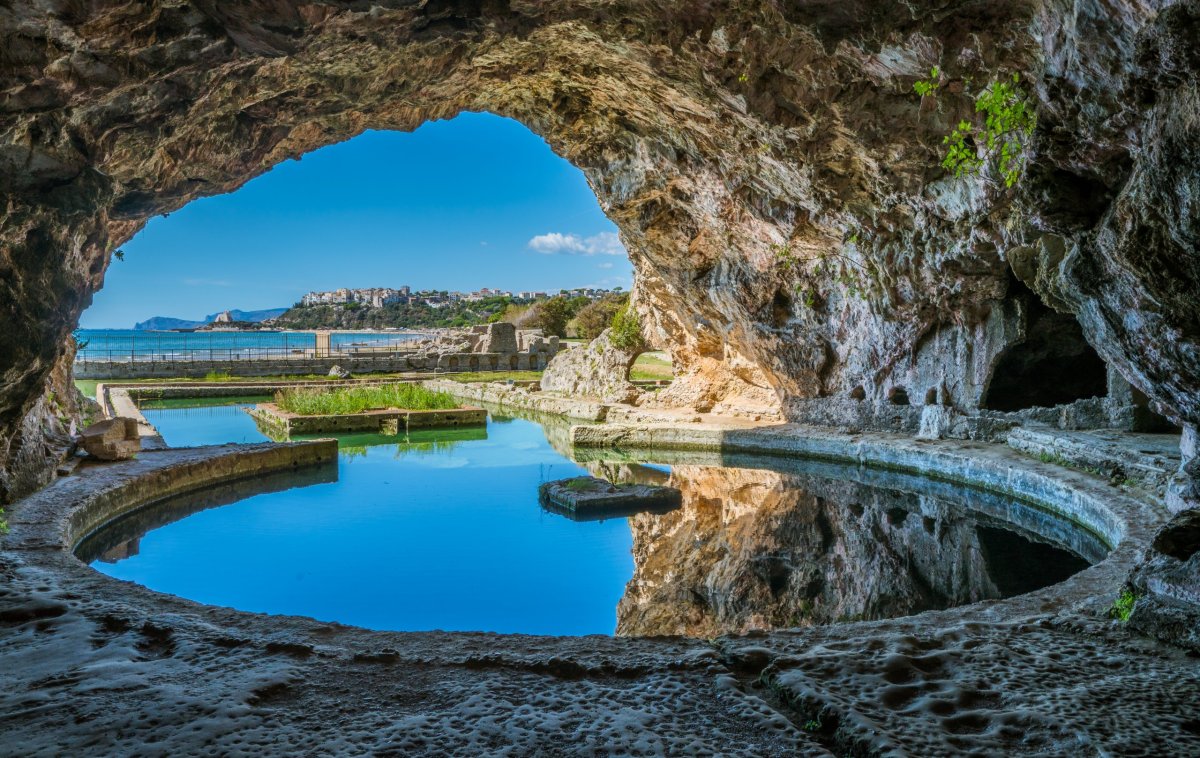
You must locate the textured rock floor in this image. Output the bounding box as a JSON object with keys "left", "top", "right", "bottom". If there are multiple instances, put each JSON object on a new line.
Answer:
{"left": 1, "top": 445, "right": 1199, "bottom": 755}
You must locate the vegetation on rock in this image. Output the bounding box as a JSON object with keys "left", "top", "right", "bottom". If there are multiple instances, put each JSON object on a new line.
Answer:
{"left": 1109, "top": 588, "right": 1139, "bottom": 622}
{"left": 915, "top": 69, "right": 1037, "bottom": 188}
{"left": 275, "top": 383, "right": 459, "bottom": 415}
{"left": 609, "top": 304, "right": 644, "bottom": 352}
{"left": 574, "top": 293, "right": 629, "bottom": 340}
{"left": 275, "top": 295, "right": 514, "bottom": 330}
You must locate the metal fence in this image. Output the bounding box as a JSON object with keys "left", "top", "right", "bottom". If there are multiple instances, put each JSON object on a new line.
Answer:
{"left": 75, "top": 333, "right": 430, "bottom": 364}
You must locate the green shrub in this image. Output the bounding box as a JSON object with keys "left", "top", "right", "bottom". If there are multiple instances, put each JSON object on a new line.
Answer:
{"left": 275, "top": 383, "right": 459, "bottom": 415}
{"left": 205, "top": 371, "right": 233, "bottom": 382}
{"left": 916, "top": 69, "right": 1037, "bottom": 188}
{"left": 574, "top": 294, "right": 628, "bottom": 340}
{"left": 1109, "top": 588, "right": 1139, "bottom": 623}
{"left": 609, "top": 305, "right": 644, "bottom": 352}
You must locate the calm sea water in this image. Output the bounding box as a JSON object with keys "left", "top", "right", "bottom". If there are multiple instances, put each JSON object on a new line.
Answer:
{"left": 79, "top": 402, "right": 1101, "bottom": 636}
{"left": 74, "top": 329, "right": 426, "bottom": 360}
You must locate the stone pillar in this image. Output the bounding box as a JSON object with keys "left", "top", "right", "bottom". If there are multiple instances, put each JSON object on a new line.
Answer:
{"left": 315, "top": 331, "right": 332, "bottom": 358}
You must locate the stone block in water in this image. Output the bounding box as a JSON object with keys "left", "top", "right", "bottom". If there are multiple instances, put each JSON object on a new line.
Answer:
{"left": 538, "top": 476, "right": 681, "bottom": 521}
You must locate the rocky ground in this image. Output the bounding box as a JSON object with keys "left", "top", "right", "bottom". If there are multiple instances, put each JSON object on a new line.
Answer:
{"left": 1, "top": 432, "right": 1198, "bottom": 755}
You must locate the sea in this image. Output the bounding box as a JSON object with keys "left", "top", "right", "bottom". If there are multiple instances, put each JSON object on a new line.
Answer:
{"left": 74, "top": 329, "right": 428, "bottom": 361}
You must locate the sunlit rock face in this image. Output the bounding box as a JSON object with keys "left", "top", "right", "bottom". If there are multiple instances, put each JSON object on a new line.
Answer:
{"left": 1, "top": 0, "right": 1198, "bottom": 497}
{"left": 615, "top": 464, "right": 1092, "bottom": 637}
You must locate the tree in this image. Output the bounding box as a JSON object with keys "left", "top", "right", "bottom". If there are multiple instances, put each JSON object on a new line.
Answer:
{"left": 609, "top": 304, "right": 645, "bottom": 352}
{"left": 530, "top": 296, "right": 573, "bottom": 337}
{"left": 574, "top": 294, "right": 628, "bottom": 340}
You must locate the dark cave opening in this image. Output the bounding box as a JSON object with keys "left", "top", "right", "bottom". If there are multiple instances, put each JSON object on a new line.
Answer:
{"left": 981, "top": 283, "right": 1109, "bottom": 412}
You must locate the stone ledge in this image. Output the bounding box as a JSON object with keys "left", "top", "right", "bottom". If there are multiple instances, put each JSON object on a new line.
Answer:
{"left": 424, "top": 379, "right": 609, "bottom": 421}
{"left": 246, "top": 402, "right": 485, "bottom": 437}
{"left": 569, "top": 422, "right": 1167, "bottom": 552}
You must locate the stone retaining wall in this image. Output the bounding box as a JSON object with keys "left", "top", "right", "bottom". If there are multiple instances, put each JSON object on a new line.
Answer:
{"left": 62, "top": 440, "right": 338, "bottom": 551}
{"left": 246, "top": 402, "right": 486, "bottom": 437}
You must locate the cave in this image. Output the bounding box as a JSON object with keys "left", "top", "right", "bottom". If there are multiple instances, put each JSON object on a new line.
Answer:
{"left": 3, "top": 0, "right": 1200, "bottom": 753}
{"left": 982, "top": 284, "right": 1110, "bottom": 412}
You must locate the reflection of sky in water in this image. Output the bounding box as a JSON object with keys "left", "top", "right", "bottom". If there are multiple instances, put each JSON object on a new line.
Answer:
{"left": 97, "top": 412, "right": 633, "bottom": 636}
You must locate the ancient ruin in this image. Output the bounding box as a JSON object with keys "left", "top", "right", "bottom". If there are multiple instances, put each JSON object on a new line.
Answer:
{"left": 2, "top": 0, "right": 1199, "bottom": 753}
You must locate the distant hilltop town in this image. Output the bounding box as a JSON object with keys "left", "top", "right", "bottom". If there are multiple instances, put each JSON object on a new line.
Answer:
{"left": 296, "top": 286, "right": 615, "bottom": 310}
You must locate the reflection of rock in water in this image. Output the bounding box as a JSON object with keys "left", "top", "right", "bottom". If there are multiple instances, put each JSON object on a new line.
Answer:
{"left": 98, "top": 537, "right": 140, "bottom": 563}
{"left": 616, "top": 465, "right": 1088, "bottom": 637}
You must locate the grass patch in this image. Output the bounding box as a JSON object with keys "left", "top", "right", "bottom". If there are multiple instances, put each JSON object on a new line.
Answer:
{"left": 204, "top": 370, "right": 234, "bottom": 382}
{"left": 630, "top": 351, "right": 673, "bottom": 381}
{"left": 443, "top": 370, "right": 543, "bottom": 383}
{"left": 1109, "top": 588, "right": 1139, "bottom": 622}
{"left": 74, "top": 379, "right": 99, "bottom": 399}
{"left": 275, "top": 383, "right": 460, "bottom": 416}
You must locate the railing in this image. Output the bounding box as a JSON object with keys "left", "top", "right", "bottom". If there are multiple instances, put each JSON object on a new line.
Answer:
{"left": 75, "top": 334, "right": 430, "bottom": 364}
{"left": 75, "top": 346, "right": 423, "bottom": 364}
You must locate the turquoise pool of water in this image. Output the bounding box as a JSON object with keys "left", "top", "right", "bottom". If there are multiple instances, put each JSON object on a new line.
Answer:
{"left": 81, "top": 399, "right": 1102, "bottom": 636}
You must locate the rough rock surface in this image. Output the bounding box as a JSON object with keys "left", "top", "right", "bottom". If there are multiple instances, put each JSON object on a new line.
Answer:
{"left": 3, "top": 433, "right": 1200, "bottom": 754}
{"left": 2, "top": 0, "right": 1199, "bottom": 497}
{"left": 540, "top": 328, "right": 643, "bottom": 404}
{"left": 78, "top": 417, "right": 140, "bottom": 461}
{"left": 1128, "top": 508, "right": 1200, "bottom": 652}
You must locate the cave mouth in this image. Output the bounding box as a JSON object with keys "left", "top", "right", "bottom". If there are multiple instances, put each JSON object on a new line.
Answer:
{"left": 981, "top": 284, "right": 1109, "bottom": 412}
{"left": 77, "top": 113, "right": 635, "bottom": 338}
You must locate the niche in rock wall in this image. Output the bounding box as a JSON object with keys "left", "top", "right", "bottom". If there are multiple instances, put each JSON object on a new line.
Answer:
{"left": 981, "top": 280, "right": 1108, "bottom": 412}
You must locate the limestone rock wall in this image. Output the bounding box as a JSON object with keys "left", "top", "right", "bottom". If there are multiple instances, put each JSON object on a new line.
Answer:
{"left": 1, "top": 0, "right": 1198, "bottom": 498}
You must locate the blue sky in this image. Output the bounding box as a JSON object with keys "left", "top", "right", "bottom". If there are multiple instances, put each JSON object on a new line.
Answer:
{"left": 80, "top": 112, "right": 633, "bottom": 328}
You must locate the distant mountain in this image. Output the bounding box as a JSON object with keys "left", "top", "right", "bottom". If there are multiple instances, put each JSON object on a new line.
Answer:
{"left": 204, "top": 308, "right": 288, "bottom": 324}
{"left": 134, "top": 308, "right": 287, "bottom": 331}
{"left": 133, "top": 316, "right": 206, "bottom": 331}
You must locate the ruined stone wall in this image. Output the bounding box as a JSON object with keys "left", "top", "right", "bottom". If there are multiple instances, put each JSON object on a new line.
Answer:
{"left": 1, "top": 0, "right": 1197, "bottom": 499}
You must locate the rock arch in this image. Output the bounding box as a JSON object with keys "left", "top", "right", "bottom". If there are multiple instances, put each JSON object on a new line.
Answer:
{"left": 2, "top": 0, "right": 1199, "bottom": 498}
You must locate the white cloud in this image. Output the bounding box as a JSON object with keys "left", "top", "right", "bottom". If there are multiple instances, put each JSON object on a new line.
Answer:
{"left": 527, "top": 231, "right": 625, "bottom": 256}
{"left": 597, "top": 262, "right": 614, "bottom": 269}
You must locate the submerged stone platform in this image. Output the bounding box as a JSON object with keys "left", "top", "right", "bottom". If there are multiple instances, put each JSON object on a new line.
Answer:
{"left": 1, "top": 423, "right": 1198, "bottom": 754}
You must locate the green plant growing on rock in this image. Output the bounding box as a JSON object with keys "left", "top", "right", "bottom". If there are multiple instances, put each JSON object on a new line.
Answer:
{"left": 1109, "top": 588, "right": 1139, "bottom": 622}
{"left": 912, "top": 66, "right": 940, "bottom": 97}
{"left": 0, "top": 508, "right": 8, "bottom": 535}
{"left": 916, "top": 70, "right": 1037, "bottom": 188}
{"left": 609, "top": 305, "right": 645, "bottom": 352}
